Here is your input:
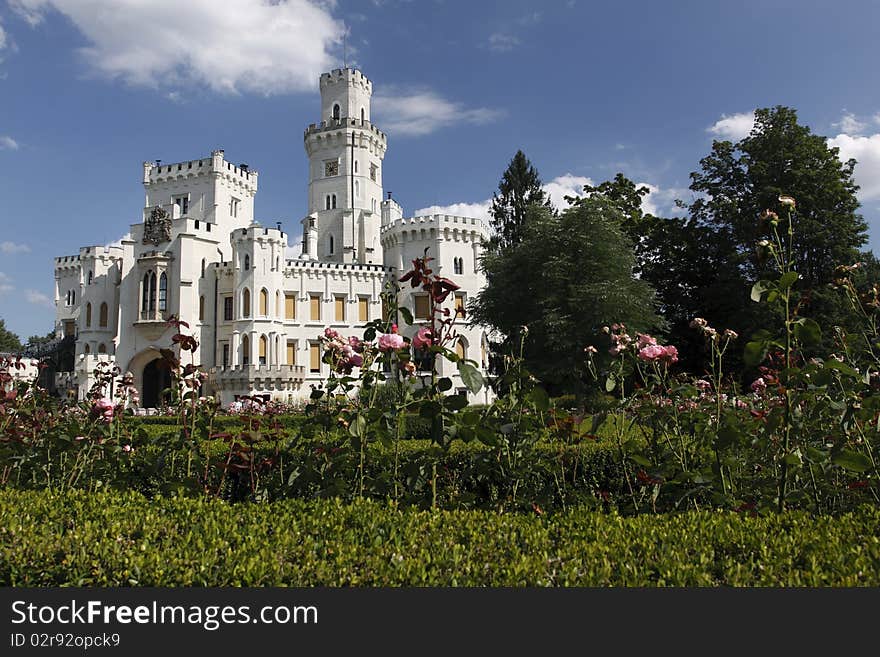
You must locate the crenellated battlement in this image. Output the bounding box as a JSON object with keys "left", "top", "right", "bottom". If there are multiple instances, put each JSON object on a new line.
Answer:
{"left": 319, "top": 68, "right": 372, "bottom": 94}
{"left": 143, "top": 149, "right": 258, "bottom": 193}
{"left": 230, "top": 222, "right": 287, "bottom": 245}
{"left": 380, "top": 214, "right": 489, "bottom": 237}
{"left": 304, "top": 118, "right": 386, "bottom": 141}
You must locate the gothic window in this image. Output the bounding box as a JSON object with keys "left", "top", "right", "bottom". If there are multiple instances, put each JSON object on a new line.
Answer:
{"left": 453, "top": 257, "right": 463, "bottom": 275}
{"left": 370, "top": 164, "right": 377, "bottom": 182}
{"left": 223, "top": 296, "right": 233, "bottom": 321}
{"left": 201, "top": 258, "right": 206, "bottom": 278}
{"left": 244, "top": 254, "right": 250, "bottom": 271}
{"left": 98, "top": 343, "right": 107, "bottom": 354}
{"left": 142, "top": 272, "right": 156, "bottom": 313}
{"left": 85, "top": 303, "right": 92, "bottom": 327}
{"left": 84, "top": 344, "right": 90, "bottom": 355}
{"left": 174, "top": 195, "right": 189, "bottom": 216}
{"left": 354, "top": 180, "right": 359, "bottom": 198}
{"left": 325, "top": 195, "right": 331, "bottom": 210}
{"left": 332, "top": 103, "right": 340, "bottom": 121}
{"left": 332, "top": 194, "right": 337, "bottom": 209}
{"left": 259, "top": 335, "right": 268, "bottom": 365}
{"left": 242, "top": 335, "right": 250, "bottom": 365}
{"left": 87, "top": 271, "right": 93, "bottom": 285}
{"left": 70, "top": 290, "right": 76, "bottom": 305}
{"left": 199, "top": 296, "right": 205, "bottom": 321}
{"left": 158, "top": 273, "right": 168, "bottom": 312}
{"left": 230, "top": 197, "right": 240, "bottom": 218}
{"left": 354, "top": 160, "right": 358, "bottom": 174}
{"left": 328, "top": 235, "right": 334, "bottom": 255}
{"left": 99, "top": 302, "right": 108, "bottom": 328}
{"left": 222, "top": 343, "right": 229, "bottom": 368}
{"left": 242, "top": 288, "right": 251, "bottom": 318}
{"left": 259, "top": 288, "right": 269, "bottom": 316}
{"left": 455, "top": 338, "right": 466, "bottom": 361}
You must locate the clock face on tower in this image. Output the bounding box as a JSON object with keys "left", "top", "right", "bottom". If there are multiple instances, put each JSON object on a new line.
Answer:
{"left": 324, "top": 160, "right": 339, "bottom": 177}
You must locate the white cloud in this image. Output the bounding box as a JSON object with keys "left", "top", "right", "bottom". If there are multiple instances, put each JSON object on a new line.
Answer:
{"left": 0, "top": 20, "right": 7, "bottom": 52}
{"left": 834, "top": 111, "right": 868, "bottom": 136}
{"left": 372, "top": 88, "right": 503, "bottom": 137}
{"left": 0, "top": 136, "right": 19, "bottom": 150}
{"left": 24, "top": 289, "right": 53, "bottom": 308}
{"left": 488, "top": 33, "right": 520, "bottom": 52}
{"left": 9, "top": 0, "right": 343, "bottom": 95}
{"left": 414, "top": 174, "right": 686, "bottom": 225}
{"left": 0, "top": 241, "right": 30, "bottom": 253}
{"left": 0, "top": 272, "right": 12, "bottom": 295}
{"left": 707, "top": 111, "right": 755, "bottom": 141}
{"left": 829, "top": 132, "right": 880, "bottom": 202}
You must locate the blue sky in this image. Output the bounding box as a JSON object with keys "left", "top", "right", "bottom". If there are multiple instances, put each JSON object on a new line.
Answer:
{"left": 1, "top": 0, "right": 880, "bottom": 340}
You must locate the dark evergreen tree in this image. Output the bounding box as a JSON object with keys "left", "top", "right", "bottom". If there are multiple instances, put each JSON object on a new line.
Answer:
{"left": 488, "top": 150, "right": 551, "bottom": 249}
{"left": 0, "top": 319, "right": 22, "bottom": 353}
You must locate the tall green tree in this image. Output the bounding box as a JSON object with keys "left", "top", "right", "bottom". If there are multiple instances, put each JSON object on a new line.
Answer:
{"left": 641, "top": 106, "right": 869, "bottom": 373}
{"left": 488, "top": 150, "right": 551, "bottom": 249}
{"left": 472, "top": 200, "right": 662, "bottom": 393}
{"left": 0, "top": 319, "right": 22, "bottom": 353}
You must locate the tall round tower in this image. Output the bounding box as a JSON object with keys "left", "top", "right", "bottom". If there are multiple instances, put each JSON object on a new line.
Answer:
{"left": 302, "top": 68, "right": 387, "bottom": 265}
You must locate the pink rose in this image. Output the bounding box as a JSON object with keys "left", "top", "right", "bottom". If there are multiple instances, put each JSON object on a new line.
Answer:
{"left": 636, "top": 333, "right": 657, "bottom": 349}
{"left": 412, "top": 327, "right": 433, "bottom": 350}
{"left": 750, "top": 377, "right": 767, "bottom": 393}
{"left": 378, "top": 333, "right": 405, "bottom": 351}
{"left": 324, "top": 327, "right": 340, "bottom": 340}
{"left": 348, "top": 353, "right": 364, "bottom": 368}
{"left": 638, "top": 344, "right": 678, "bottom": 365}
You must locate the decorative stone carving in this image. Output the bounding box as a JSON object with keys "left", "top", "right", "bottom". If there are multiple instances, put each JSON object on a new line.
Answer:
{"left": 143, "top": 206, "right": 172, "bottom": 245}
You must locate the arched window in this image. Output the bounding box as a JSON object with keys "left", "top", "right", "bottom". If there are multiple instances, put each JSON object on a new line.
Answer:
{"left": 142, "top": 271, "right": 156, "bottom": 313}
{"left": 259, "top": 335, "right": 267, "bottom": 365}
{"left": 242, "top": 288, "right": 251, "bottom": 317}
{"left": 354, "top": 180, "right": 359, "bottom": 198}
{"left": 332, "top": 103, "right": 340, "bottom": 121}
{"left": 354, "top": 160, "right": 358, "bottom": 174}
{"left": 360, "top": 107, "right": 365, "bottom": 124}
{"left": 98, "top": 343, "right": 107, "bottom": 354}
{"left": 201, "top": 258, "right": 206, "bottom": 278}
{"left": 325, "top": 195, "right": 331, "bottom": 210}
{"left": 84, "top": 344, "right": 90, "bottom": 354}
{"left": 455, "top": 338, "right": 466, "bottom": 361}
{"left": 276, "top": 290, "right": 282, "bottom": 317}
{"left": 158, "top": 272, "right": 167, "bottom": 312}
{"left": 244, "top": 254, "right": 250, "bottom": 271}
{"left": 331, "top": 194, "right": 337, "bottom": 209}
{"left": 71, "top": 290, "right": 76, "bottom": 305}
{"left": 87, "top": 271, "right": 93, "bottom": 285}
{"left": 85, "top": 303, "right": 92, "bottom": 327}
{"left": 241, "top": 334, "right": 250, "bottom": 365}
{"left": 259, "top": 288, "right": 269, "bottom": 316}
{"left": 328, "top": 235, "right": 335, "bottom": 255}
{"left": 199, "top": 296, "right": 205, "bottom": 321}
{"left": 99, "top": 302, "right": 108, "bottom": 328}
{"left": 275, "top": 257, "right": 279, "bottom": 271}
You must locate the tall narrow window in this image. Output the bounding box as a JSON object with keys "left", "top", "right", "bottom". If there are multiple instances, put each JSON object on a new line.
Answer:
{"left": 286, "top": 341, "right": 297, "bottom": 365}
{"left": 259, "top": 288, "right": 268, "bottom": 316}
{"left": 455, "top": 338, "right": 466, "bottom": 360}
{"left": 244, "top": 254, "right": 250, "bottom": 271}
{"left": 99, "top": 302, "right": 108, "bottom": 327}
{"left": 222, "top": 343, "right": 229, "bottom": 368}
{"left": 325, "top": 195, "right": 331, "bottom": 210}
{"left": 87, "top": 271, "right": 93, "bottom": 285}
{"left": 142, "top": 271, "right": 156, "bottom": 313}
{"left": 454, "top": 293, "right": 465, "bottom": 318}
{"left": 199, "top": 296, "right": 205, "bottom": 321}
{"left": 309, "top": 343, "right": 321, "bottom": 372}
{"left": 259, "top": 335, "right": 267, "bottom": 365}
{"left": 85, "top": 303, "right": 92, "bottom": 328}
{"left": 84, "top": 344, "right": 90, "bottom": 355}
{"left": 354, "top": 160, "right": 358, "bottom": 174}
{"left": 158, "top": 272, "right": 167, "bottom": 312}
{"left": 332, "top": 103, "right": 340, "bottom": 121}
{"left": 223, "top": 296, "right": 233, "bottom": 321}
{"left": 331, "top": 194, "right": 337, "bottom": 209}
{"left": 414, "top": 295, "right": 431, "bottom": 320}
{"left": 230, "top": 197, "right": 240, "bottom": 218}
{"left": 242, "top": 335, "right": 250, "bottom": 365}
{"left": 174, "top": 195, "right": 189, "bottom": 216}
{"left": 328, "top": 235, "right": 335, "bottom": 255}
{"left": 334, "top": 295, "right": 345, "bottom": 322}
{"left": 71, "top": 290, "right": 76, "bottom": 305}
{"left": 285, "top": 294, "right": 296, "bottom": 319}
{"left": 358, "top": 297, "right": 369, "bottom": 322}
{"left": 360, "top": 107, "right": 365, "bottom": 124}
{"left": 201, "top": 258, "right": 206, "bottom": 278}
{"left": 98, "top": 343, "right": 107, "bottom": 354}
{"left": 242, "top": 288, "right": 251, "bottom": 318}
{"left": 310, "top": 294, "right": 321, "bottom": 320}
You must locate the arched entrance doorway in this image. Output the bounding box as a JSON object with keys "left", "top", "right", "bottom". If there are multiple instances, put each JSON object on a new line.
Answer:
{"left": 142, "top": 358, "right": 173, "bottom": 409}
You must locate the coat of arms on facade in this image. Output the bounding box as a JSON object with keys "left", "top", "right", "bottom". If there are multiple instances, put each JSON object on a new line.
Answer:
{"left": 143, "top": 206, "right": 172, "bottom": 245}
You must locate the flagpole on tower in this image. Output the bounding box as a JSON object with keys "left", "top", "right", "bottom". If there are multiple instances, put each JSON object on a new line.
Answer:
{"left": 343, "top": 21, "right": 347, "bottom": 68}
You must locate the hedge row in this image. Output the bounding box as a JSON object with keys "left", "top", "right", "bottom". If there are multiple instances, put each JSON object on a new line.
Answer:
{"left": 2, "top": 490, "right": 878, "bottom": 586}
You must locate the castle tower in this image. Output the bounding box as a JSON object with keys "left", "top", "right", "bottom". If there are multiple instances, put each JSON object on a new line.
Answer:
{"left": 302, "top": 68, "right": 387, "bottom": 265}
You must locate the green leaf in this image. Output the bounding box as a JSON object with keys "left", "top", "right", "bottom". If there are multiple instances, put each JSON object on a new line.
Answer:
{"left": 397, "top": 306, "right": 414, "bottom": 326}
{"left": 743, "top": 340, "right": 768, "bottom": 368}
{"left": 605, "top": 377, "right": 616, "bottom": 392}
{"left": 527, "top": 387, "right": 550, "bottom": 412}
{"left": 437, "top": 377, "right": 453, "bottom": 392}
{"left": 348, "top": 414, "right": 367, "bottom": 439}
{"left": 778, "top": 271, "right": 799, "bottom": 290}
{"left": 793, "top": 317, "right": 822, "bottom": 347}
{"left": 445, "top": 394, "right": 469, "bottom": 411}
{"left": 831, "top": 449, "right": 872, "bottom": 472}
{"left": 457, "top": 361, "right": 483, "bottom": 394}
{"left": 751, "top": 280, "right": 769, "bottom": 303}
{"left": 629, "top": 454, "right": 652, "bottom": 467}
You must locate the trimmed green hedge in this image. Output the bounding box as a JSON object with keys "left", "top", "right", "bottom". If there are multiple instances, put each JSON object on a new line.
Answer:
{"left": 2, "top": 490, "right": 878, "bottom": 586}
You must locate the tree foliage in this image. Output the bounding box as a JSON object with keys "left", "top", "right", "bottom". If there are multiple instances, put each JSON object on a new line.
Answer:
{"left": 0, "top": 319, "right": 22, "bottom": 353}
{"left": 471, "top": 201, "right": 662, "bottom": 393}
{"left": 488, "top": 150, "right": 551, "bottom": 249}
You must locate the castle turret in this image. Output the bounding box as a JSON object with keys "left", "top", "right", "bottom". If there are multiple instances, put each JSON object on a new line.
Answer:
{"left": 303, "top": 68, "right": 387, "bottom": 265}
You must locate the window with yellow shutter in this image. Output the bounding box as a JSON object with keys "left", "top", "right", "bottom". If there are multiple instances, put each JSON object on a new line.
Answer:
{"left": 310, "top": 294, "right": 321, "bottom": 320}
{"left": 455, "top": 339, "right": 466, "bottom": 360}
{"left": 454, "top": 293, "right": 465, "bottom": 318}
{"left": 285, "top": 294, "right": 296, "bottom": 319}
{"left": 358, "top": 297, "right": 369, "bottom": 322}
{"left": 414, "top": 294, "right": 431, "bottom": 320}
{"left": 309, "top": 343, "right": 321, "bottom": 372}
{"left": 286, "top": 341, "right": 297, "bottom": 365}
{"left": 335, "top": 296, "right": 345, "bottom": 321}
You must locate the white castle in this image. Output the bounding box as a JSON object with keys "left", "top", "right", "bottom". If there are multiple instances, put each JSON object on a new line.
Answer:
{"left": 51, "top": 68, "right": 491, "bottom": 407}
